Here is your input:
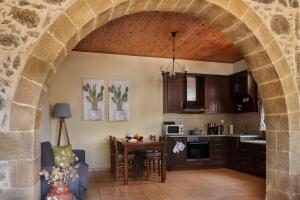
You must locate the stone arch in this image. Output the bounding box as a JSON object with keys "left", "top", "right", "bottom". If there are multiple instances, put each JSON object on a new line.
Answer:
{"left": 8, "top": 0, "right": 300, "bottom": 199}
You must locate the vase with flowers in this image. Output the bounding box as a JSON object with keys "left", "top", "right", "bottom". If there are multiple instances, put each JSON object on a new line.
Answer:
{"left": 39, "top": 153, "right": 79, "bottom": 200}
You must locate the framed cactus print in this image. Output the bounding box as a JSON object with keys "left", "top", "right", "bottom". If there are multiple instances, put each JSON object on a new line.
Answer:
{"left": 82, "top": 79, "right": 105, "bottom": 121}
{"left": 108, "top": 80, "right": 129, "bottom": 121}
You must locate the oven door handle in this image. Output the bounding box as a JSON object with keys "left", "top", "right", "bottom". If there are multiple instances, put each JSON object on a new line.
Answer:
{"left": 188, "top": 142, "right": 209, "bottom": 145}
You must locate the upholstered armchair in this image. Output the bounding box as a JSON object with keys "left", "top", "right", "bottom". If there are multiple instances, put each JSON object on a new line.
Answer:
{"left": 40, "top": 141, "right": 89, "bottom": 200}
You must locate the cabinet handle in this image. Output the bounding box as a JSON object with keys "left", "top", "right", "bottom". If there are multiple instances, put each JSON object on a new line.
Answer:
{"left": 195, "top": 162, "right": 204, "bottom": 165}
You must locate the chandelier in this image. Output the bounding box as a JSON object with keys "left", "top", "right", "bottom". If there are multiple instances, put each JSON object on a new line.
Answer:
{"left": 160, "top": 32, "right": 189, "bottom": 76}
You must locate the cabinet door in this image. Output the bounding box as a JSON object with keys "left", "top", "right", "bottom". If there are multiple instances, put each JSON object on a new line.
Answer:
{"left": 255, "top": 144, "right": 266, "bottom": 177}
{"left": 210, "top": 137, "right": 227, "bottom": 166}
{"left": 230, "top": 71, "right": 247, "bottom": 96}
{"left": 217, "top": 76, "right": 234, "bottom": 113}
{"left": 226, "top": 137, "right": 240, "bottom": 170}
{"left": 163, "top": 74, "right": 184, "bottom": 113}
{"left": 205, "top": 76, "right": 219, "bottom": 113}
{"left": 166, "top": 137, "right": 187, "bottom": 170}
{"left": 205, "top": 76, "right": 233, "bottom": 113}
{"left": 239, "top": 142, "right": 255, "bottom": 174}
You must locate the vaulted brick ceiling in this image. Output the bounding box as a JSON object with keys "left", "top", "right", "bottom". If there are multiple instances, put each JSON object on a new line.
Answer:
{"left": 73, "top": 11, "right": 243, "bottom": 63}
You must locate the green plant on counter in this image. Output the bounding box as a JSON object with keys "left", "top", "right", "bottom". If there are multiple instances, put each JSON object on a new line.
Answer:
{"left": 108, "top": 85, "right": 128, "bottom": 111}
{"left": 83, "top": 83, "right": 104, "bottom": 110}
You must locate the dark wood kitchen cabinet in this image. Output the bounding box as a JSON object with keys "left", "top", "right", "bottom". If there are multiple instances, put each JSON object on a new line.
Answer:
{"left": 230, "top": 71, "right": 258, "bottom": 113}
{"left": 205, "top": 75, "right": 234, "bottom": 113}
{"left": 227, "top": 137, "right": 240, "bottom": 171}
{"left": 210, "top": 137, "right": 227, "bottom": 167}
{"left": 163, "top": 74, "right": 185, "bottom": 113}
{"left": 255, "top": 144, "right": 266, "bottom": 177}
{"left": 166, "top": 137, "right": 187, "bottom": 170}
{"left": 227, "top": 138, "right": 266, "bottom": 178}
{"left": 163, "top": 73, "right": 205, "bottom": 113}
{"left": 239, "top": 142, "right": 266, "bottom": 178}
{"left": 230, "top": 71, "right": 248, "bottom": 97}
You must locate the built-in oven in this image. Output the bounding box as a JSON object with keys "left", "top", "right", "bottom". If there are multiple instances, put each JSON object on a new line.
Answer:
{"left": 187, "top": 136, "right": 209, "bottom": 160}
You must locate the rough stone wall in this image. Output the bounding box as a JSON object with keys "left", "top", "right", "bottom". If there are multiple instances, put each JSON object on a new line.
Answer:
{"left": 244, "top": 0, "right": 299, "bottom": 73}
{"left": 0, "top": 0, "right": 74, "bottom": 131}
{"left": 0, "top": 0, "right": 297, "bottom": 132}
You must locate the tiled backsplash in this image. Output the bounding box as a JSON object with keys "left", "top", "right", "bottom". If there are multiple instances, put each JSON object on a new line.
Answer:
{"left": 163, "top": 112, "right": 260, "bottom": 135}
{"left": 232, "top": 112, "right": 260, "bottom": 134}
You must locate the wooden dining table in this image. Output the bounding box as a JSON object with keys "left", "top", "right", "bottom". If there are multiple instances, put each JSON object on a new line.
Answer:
{"left": 117, "top": 138, "right": 167, "bottom": 185}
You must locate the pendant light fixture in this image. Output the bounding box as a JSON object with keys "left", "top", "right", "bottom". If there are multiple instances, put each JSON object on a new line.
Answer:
{"left": 160, "top": 32, "right": 189, "bottom": 76}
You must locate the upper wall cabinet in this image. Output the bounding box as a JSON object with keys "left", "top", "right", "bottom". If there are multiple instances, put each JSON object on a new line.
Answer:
{"left": 163, "top": 73, "right": 185, "bottom": 113}
{"left": 182, "top": 75, "right": 205, "bottom": 113}
{"left": 229, "top": 71, "right": 258, "bottom": 113}
{"left": 205, "top": 75, "right": 234, "bottom": 113}
{"left": 163, "top": 73, "right": 205, "bottom": 113}
{"left": 162, "top": 71, "right": 258, "bottom": 114}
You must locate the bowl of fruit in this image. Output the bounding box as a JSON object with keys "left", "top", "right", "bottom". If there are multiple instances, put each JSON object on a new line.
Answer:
{"left": 133, "top": 132, "right": 143, "bottom": 141}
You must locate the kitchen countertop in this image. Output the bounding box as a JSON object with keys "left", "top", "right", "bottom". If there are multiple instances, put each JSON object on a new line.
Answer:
{"left": 240, "top": 140, "right": 266, "bottom": 144}
{"left": 166, "top": 134, "right": 261, "bottom": 138}
{"left": 166, "top": 134, "right": 266, "bottom": 145}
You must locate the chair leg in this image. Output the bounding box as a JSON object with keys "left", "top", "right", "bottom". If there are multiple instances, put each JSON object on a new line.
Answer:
{"left": 146, "top": 159, "right": 150, "bottom": 180}
{"left": 158, "top": 160, "right": 161, "bottom": 176}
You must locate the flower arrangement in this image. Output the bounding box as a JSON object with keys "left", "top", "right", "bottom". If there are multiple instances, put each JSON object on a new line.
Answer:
{"left": 39, "top": 153, "right": 79, "bottom": 187}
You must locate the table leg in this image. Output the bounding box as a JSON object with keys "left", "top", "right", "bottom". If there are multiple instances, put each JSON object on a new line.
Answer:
{"left": 124, "top": 146, "right": 128, "bottom": 185}
{"left": 161, "top": 144, "right": 166, "bottom": 183}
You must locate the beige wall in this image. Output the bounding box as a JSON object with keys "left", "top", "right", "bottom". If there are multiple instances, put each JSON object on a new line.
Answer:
{"left": 43, "top": 51, "right": 247, "bottom": 170}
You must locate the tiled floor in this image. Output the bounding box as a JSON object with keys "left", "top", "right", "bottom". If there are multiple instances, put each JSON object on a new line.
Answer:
{"left": 86, "top": 168, "right": 266, "bottom": 200}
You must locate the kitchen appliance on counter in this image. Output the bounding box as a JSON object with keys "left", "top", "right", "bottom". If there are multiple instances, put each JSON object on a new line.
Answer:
{"left": 189, "top": 128, "right": 202, "bottom": 135}
{"left": 163, "top": 124, "right": 184, "bottom": 135}
{"left": 218, "top": 125, "right": 224, "bottom": 135}
{"left": 187, "top": 136, "right": 209, "bottom": 160}
{"left": 207, "top": 123, "right": 218, "bottom": 135}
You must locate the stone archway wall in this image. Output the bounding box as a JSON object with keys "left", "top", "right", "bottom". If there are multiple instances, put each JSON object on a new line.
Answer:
{"left": 0, "top": 0, "right": 299, "bottom": 199}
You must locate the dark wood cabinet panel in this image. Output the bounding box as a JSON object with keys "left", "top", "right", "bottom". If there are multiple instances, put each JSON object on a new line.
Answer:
{"left": 163, "top": 71, "right": 258, "bottom": 114}
{"left": 166, "top": 136, "right": 265, "bottom": 178}
{"left": 230, "top": 71, "right": 258, "bottom": 113}
{"left": 227, "top": 137, "right": 240, "bottom": 170}
{"left": 228, "top": 140, "right": 266, "bottom": 178}
{"left": 205, "top": 75, "right": 234, "bottom": 113}
{"left": 163, "top": 74, "right": 185, "bottom": 113}
{"left": 210, "top": 137, "right": 227, "bottom": 166}
{"left": 166, "top": 137, "right": 187, "bottom": 170}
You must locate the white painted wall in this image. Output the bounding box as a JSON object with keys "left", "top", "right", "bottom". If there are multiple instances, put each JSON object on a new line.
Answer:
{"left": 233, "top": 59, "right": 248, "bottom": 73}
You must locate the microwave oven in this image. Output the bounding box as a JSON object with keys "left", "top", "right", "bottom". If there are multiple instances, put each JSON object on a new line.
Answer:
{"left": 164, "top": 125, "right": 184, "bottom": 135}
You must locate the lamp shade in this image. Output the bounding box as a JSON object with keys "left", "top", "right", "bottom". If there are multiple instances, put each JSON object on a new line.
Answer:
{"left": 52, "top": 103, "right": 72, "bottom": 118}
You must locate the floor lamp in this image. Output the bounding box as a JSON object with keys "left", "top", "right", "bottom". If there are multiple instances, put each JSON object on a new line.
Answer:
{"left": 52, "top": 103, "right": 72, "bottom": 146}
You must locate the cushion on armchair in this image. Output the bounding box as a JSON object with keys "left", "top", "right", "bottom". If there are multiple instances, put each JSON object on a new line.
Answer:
{"left": 52, "top": 144, "right": 75, "bottom": 166}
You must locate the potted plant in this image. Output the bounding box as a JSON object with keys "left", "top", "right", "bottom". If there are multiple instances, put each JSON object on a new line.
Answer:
{"left": 39, "top": 154, "right": 79, "bottom": 200}
{"left": 83, "top": 83, "right": 104, "bottom": 120}
{"left": 108, "top": 85, "right": 128, "bottom": 120}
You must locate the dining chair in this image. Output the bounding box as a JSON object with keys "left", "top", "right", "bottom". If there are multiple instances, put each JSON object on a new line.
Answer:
{"left": 143, "top": 137, "right": 167, "bottom": 180}
{"left": 109, "top": 135, "right": 137, "bottom": 179}
{"left": 143, "top": 151, "right": 162, "bottom": 180}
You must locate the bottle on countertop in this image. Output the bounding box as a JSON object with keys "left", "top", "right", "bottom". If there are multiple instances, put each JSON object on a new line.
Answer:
{"left": 229, "top": 124, "right": 234, "bottom": 134}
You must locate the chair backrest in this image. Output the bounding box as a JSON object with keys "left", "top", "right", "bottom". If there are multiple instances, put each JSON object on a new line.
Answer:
{"left": 109, "top": 135, "right": 117, "bottom": 156}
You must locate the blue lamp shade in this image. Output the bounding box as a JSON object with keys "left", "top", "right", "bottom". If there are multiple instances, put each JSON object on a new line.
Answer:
{"left": 52, "top": 103, "right": 72, "bottom": 118}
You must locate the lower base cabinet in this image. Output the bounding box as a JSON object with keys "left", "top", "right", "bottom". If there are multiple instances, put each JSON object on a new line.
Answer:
{"left": 167, "top": 136, "right": 266, "bottom": 178}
